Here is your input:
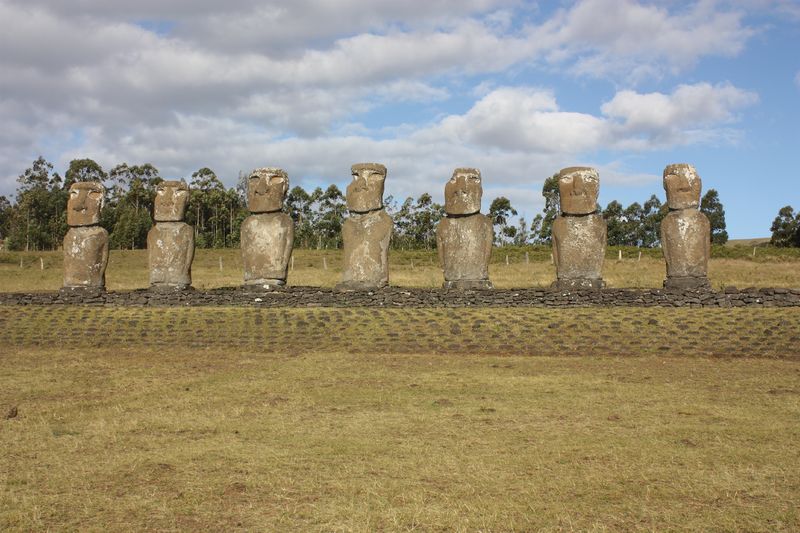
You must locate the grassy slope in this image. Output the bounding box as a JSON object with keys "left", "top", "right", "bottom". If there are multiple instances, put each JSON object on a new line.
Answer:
{"left": 1, "top": 306, "right": 800, "bottom": 531}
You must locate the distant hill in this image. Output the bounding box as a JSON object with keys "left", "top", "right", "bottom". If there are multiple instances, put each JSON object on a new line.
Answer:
{"left": 726, "top": 238, "right": 771, "bottom": 247}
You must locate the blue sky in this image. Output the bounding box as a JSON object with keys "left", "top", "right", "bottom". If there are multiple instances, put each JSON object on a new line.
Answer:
{"left": 0, "top": 0, "right": 798, "bottom": 238}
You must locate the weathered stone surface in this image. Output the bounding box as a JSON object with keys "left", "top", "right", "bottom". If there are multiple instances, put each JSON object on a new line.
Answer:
{"left": 664, "top": 163, "right": 701, "bottom": 210}
{"left": 241, "top": 212, "right": 294, "bottom": 287}
{"left": 153, "top": 180, "right": 189, "bottom": 222}
{"left": 247, "top": 168, "right": 289, "bottom": 213}
{"left": 437, "top": 217, "right": 493, "bottom": 287}
{"left": 661, "top": 208, "right": 711, "bottom": 281}
{"left": 437, "top": 167, "right": 493, "bottom": 289}
{"left": 63, "top": 226, "right": 108, "bottom": 289}
{"left": 337, "top": 209, "right": 392, "bottom": 290}
{"left": 148, "top": 222, "right": 194, "bottom": 290}
{"left": 64, "top": 182, "right": 107, "bottom": 289}
{"left": 338, "top": 163, "right": 392, "bottom": 290}
{"left": 661, "top": 164, "right": 710, "bottom": 289}
{"left": 436, "top": 213, "right": 494, "bottom": 288}
{"left": 444, "top": 167, "right": 482, "bottom": 215}
{"left": 67, "top": 181, "right": 104, "bottom": 227}
{"left": 240, "top": 167, "right": 294, "bottom": 288}
{"left": 148, "top": 180, "right": 194, "bottom": 290}
{"left": 347, "top": 163, "right": 386, "bottom": 212}
{"left": 551, "top": 214, "right": 606, "bottom": 287}
{"left": 558, "top": 167, "right": 599, "bottom": 215}
{"left": 551, "top": 167, "right": 606, "bottom": 289}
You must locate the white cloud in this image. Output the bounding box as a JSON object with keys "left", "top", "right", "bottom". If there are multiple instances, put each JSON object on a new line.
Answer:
{"left": 796, "top": 70, "right": 800, "bottom": 89}
{"left": 431, "top": 88, "right": 607, "bottom": 153}
{"left": 44, "top": 83, "right": 755, "bottom": 217}
{"left": 601, "top": 82, "right": 758, "bottom": 148}
{"left": 0, "top": 0, "right": 762, "bottom": 213}
{"left": 537, "top": 0, "right": 754, "bottom": 81}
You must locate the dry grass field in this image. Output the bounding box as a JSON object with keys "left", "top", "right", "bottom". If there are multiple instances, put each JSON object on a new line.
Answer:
{"left": 2, "top": 247, "right": 800, "bottom": 530}
{"left": 2, "top": 306, "right": 800, "bottom": 531}
{"left": 1, "top": 246, "right": 800, "bottom": 291}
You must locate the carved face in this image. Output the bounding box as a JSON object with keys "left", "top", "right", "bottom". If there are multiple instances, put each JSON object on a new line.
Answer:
{"left": 444, "top": 168, "right": 482, "bottom": 215}
{"left": 67, "top": 182, "right": 104, "bottom": 226}
{"left": 663, "top": 163, "right": 701, "bottom": 210}
{"left": 247, "top": 168, "right": 289, "bottom": 213}
{"left": 558, "top": 167, "right": 599, "bottom": 215}
{"left": 347, "top": 163, "right": 386, "bottom": 212}
{"left": 154, "top": 180, "right": 189, "bottom": 222}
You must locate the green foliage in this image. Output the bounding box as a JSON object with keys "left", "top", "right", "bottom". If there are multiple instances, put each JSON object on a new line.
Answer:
{"left": 701, "top": 189, "right": 728, "bottom": 245}
{"left": 488, "top": 196, "right": 518, "bottom": 245}
{"left": 603, "top": 200, "right": 626, "bottom": 246}
{"left": 537, "top": 174, "right": 559, "bottom": 244}
{"left": 0, "top": 158, "right": 752, "bottom": 253}
{"left": 6, "top": 156, "right": 67, "bottom": 251}
{"left": 188, "top": 167, "right": 243, "bottom": 248}
{"left": 106, "top": 163, "right": 161, "bottom": 249}
{"left": 64, "top": 158, "right": 107, "bottom": 188}
{"left": 314, "top": 185, "right": 347, "bottom": 249}
{"left": 770, "top": 205, "right": 800, "bottom": 247}
{"left": 0, "top": 195, "right": 11, "bottom": 242}
{"left": 601, "top": 196, "right": 666, "bottom": 247}
{"left": 109, "top": 205, "right": 152, "bottom": 250}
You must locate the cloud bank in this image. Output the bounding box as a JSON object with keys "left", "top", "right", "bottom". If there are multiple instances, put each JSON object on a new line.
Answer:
{"left": 0, "top": 0, "right": 760, "bottom": 211}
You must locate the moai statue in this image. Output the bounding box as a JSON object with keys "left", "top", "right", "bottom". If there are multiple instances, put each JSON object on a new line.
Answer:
{"left": 241, "top": 168, "right": 294, "bottom": 288}
{"left": 147, "top": 180, "right": 194, "bottom": 290}
{"left": 436, "top": 168, "right": 493, "bottom": 289}
{"left": 63, "top": 181, "right": 108, "bottom": 291}
{"left": 336, "top": 163, "right": 392, "bottom": 291}
{"left": 551, "top": 167, "right": 606, "bottom": 290}
{"left": 660, "top": 163, "right": 711, "bottom": 290}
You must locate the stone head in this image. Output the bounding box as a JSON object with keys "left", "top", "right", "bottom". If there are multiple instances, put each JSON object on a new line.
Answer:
{"left": 558, "top": 167, "right": 599, "bottom": 215}
{"left": 444, "top": 167, "right": 482, "bottom": 215}
{"left": 347, "top": 163, "right": 387, "bottom": 212}
{"left": 67, "top": 181, "right": 105, "bottom": 226}
{"left": 247, "top": 167, "right": 289, "bottom": 213}
{"left": 154, "top": 180, "right": 190, "bottom": 222}
{"left": 663, "top": 163, "right": 701, "bottom": 210}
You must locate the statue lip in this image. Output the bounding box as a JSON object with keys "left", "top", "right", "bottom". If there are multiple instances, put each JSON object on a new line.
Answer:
{"left": 348, "top": 205, "right": 384, "bottom": 215}
{"left": 445, "top": 210, "right": 480, "bottom": 218}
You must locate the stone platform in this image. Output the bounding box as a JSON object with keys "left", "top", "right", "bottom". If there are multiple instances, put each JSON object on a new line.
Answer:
{"left": 1, "top": 286, "right": 799, "bottom": 308}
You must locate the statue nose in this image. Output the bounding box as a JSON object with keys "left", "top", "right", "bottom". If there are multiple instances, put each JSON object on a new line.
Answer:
{"left": 73, "top": 191, "right": 88, "bottom": 210}
{"left": 572, "top": 176, "right": 585, "bottom": 195}
{"left": 255, "top": 179, "right": 268, "bottom": 194}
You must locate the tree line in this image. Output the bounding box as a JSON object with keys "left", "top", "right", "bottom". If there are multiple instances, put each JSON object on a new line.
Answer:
{"left": 770, "top": 206, "right": 800, "bottom": 247}
{"left": 0, "top": 157, "right": 730, "bottom": 252}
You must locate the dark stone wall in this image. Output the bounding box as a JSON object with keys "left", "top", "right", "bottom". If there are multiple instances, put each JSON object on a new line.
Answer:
{"left": 1, "top": 286, "right": 799, "bottom": 308}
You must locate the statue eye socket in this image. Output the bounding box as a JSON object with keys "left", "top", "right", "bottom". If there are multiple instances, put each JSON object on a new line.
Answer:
{"left": 89, "top": 191, "right": 102, "bottom": 199}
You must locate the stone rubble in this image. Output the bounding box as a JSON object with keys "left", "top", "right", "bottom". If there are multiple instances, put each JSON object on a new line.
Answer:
{"left": 3, "top": 286, "right": 798, "bottom": 308}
